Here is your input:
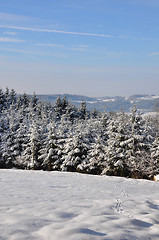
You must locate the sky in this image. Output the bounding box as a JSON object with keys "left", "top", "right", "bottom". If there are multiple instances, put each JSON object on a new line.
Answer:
{"left": 0, "top": 0, "right": 159, "bottom": 97}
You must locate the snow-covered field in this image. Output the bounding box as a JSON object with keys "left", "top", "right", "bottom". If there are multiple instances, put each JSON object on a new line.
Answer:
{"left": 0, "top": 169, "right": 159, "bottom": 240}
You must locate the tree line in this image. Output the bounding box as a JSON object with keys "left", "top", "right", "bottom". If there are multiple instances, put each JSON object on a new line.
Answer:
{"left": 0, "top": 87, "right": 159, "bottom": 179}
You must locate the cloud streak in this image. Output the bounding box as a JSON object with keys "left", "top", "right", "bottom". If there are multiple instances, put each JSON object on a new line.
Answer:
{"left": 3, "top": 32, "right": 17, "bottom": 35}
{"left": 0, "top": 37, "right": 24, "bottom": 43}
{"left": 0, "top": 47, "right": 67, "bottom": 58}
{"left": 0, "top": 12, "right": 36, "bottom": 23}
{"left": 0, "top": 25, "right": 113, "bottom": 38}
{"left": 37, "top": 43, "right": 64, "bottom": 48}
{"left": 37, "top": 43, "right": 89, "bottom": 52}
{"left": 149, "top": 52, "right": 159, "bottom": 56}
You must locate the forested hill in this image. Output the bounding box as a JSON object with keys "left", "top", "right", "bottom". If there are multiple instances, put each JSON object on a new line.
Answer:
{"left": 37, "top": 93, "right": 159, "bottom": 112}
{"left": 0, "top": 88, "right": 159, "bottom": 180}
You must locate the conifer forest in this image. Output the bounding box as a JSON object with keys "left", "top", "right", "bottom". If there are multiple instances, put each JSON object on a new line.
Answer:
{"left": 0, "top": 88, "right": 159, "bottom": 180}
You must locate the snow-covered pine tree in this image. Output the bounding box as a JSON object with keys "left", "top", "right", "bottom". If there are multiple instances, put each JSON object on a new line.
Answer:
{"left": 40, "top": 125, "right": 59, "bottom": 170}
{"left": 22, "top": 121, "right": 42, "bottom": 169}
{"left": 101, "top": 112, "right": 131, "bottom": 177}
{"left": 151, "top": 135, "right": 159, "bottom": 176}
{"left": 4, "top": 87, "right": 10, "bottom": 109}
{"left": 125, "top": 107, "right": 151, "bottom": 178}
{"left": 54, "top": 96, "right": 63, "bottom": 120}
{"left": 1, "top": 117, "right": 19, "bottom": 168}
{"left": 60, "top": 120, "right": 90, "bottom": 172}
{"left": 31, "top": 92, "right": 38, "bottom": 110}
{"left": 79, "top": 101, "right": 87, "bottom": 119}
{"left": 0, "top": 88, "right": 5, "bottom": 112}
{"left": 9, "top": 89, "right": 17, "bottom": 105}
{"left": 86, "top": 135, "right": 106, "bottom": 174}
{"left": 13, "top": 121, "right": 29, "bottom": 168}
{"left": 22, "top": 92, "right": 30, "bottom": 108}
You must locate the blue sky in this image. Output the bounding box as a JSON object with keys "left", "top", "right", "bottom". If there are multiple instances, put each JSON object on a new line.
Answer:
{"left": 0, "top": 0, "right": 159, "bottom": 97}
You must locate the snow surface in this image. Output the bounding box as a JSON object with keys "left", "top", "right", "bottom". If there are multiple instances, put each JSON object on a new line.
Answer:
{"left": 0, "top": 169, "right": 159, "bottom": 240}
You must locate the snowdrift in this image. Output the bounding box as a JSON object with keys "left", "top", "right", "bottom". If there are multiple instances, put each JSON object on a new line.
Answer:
{"left": 0, "top": 169, "right": 159, "bottom": 240}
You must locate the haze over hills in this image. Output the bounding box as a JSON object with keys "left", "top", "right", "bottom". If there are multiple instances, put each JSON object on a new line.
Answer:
{"left": 37, "top": 94, "right": 159, "bottom": 113}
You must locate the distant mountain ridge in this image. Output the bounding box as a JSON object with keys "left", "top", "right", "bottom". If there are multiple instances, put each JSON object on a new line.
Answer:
{"left": 37, "top": 94, "right": 159, "bottom": 113}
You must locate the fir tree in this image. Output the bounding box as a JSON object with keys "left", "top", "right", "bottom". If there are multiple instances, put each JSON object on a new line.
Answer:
{"left": 41, "top": 126, "right": 59, "bottom": 170}
{"left": 151, "top": 135, "right": 159, "bottom": 175}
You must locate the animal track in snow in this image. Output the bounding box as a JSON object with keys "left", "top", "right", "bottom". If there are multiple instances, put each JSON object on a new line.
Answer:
{"left": 113, "top": 183, "right": 135, "bottom": 219}
{"left": 115, "top": 198, "right": 123, "bottom": 214}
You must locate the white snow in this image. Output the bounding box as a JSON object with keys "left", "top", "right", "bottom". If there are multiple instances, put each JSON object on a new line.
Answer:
{"left": 98, "top": 98, "right": 115, "bottom": 102}
{"left": 137, "top": 96, "right": 159, "bottom": 101}
{"left": 0, "top": 169, "right": 159, "bottom": 240}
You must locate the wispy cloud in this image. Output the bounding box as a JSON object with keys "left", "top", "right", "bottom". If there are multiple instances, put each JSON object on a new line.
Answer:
{"left": 1, "top": 25, "right": 155, "bottom": 42}
{"left": 149, "top": 52, "right": 159, "bottom": 56}
{"left": 37, "top": 43, "right": 89, "bottom": 52}
{"left": 3, "top": 32, "right": 17, "bottom": 35}
{"left": 0, "top": 37, "right": 25, "bottom": 43}
{"left": 0, "top": 12, "right": 36, "bottom": 23}
{"left": 37, "top": 43, "right": 64, "bottom": 48}
{"left": 68, "top": 45, "right": 88, "bottom": 52}
{"left": 0, "top": 47, "right": 67, "bottom": 58}
{"left": 0, "top": 25, "right": 113, "bottom": 38}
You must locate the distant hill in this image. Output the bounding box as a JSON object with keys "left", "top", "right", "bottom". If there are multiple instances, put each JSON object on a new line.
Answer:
{"left": 37, "top": 94, "right": 159, "bottom": 113}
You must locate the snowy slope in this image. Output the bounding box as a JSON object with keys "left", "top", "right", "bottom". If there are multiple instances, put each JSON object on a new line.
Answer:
{"left": 0, "top": 169, "right": 159, "bottom": 240}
